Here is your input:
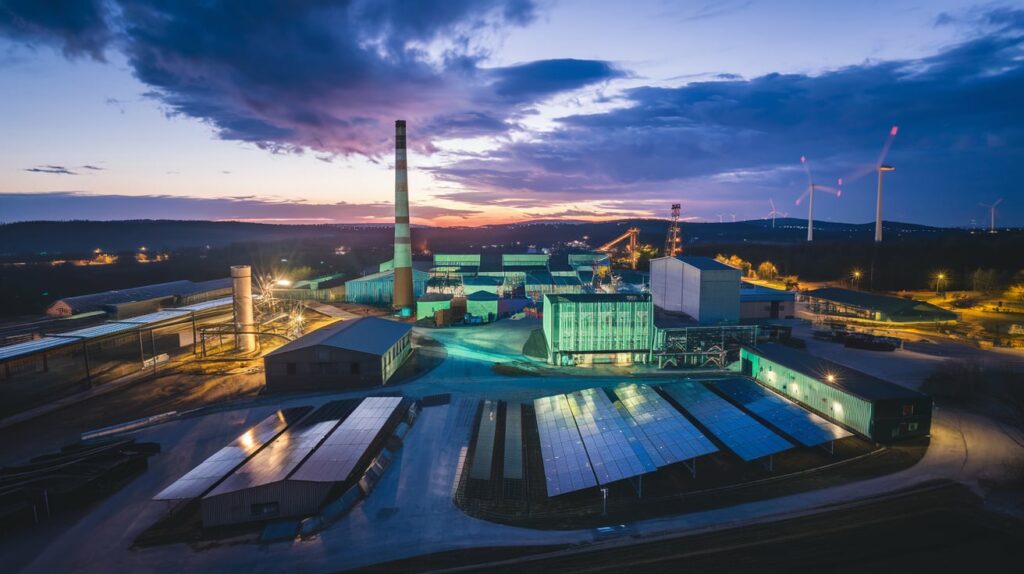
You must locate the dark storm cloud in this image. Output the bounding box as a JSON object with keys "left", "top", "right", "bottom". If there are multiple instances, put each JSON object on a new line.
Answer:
{"left": 0, "top": 0, "right": 619, "bottom": 157}
{"left": 434, "top": 11, "right": 1024, "bottom": 223}
{"left": 0, "top": 192, "right": 479, "bottom": 223}
{"left": 0, "top": 0, "right": 111, "bottom": 59}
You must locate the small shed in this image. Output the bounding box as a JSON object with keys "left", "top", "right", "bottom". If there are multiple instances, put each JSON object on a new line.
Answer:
{"left": 466, "top": 291, "right": 500, "bottom": 323}
{"left": 417, "top": 293, "right": 453, "bottom": 320}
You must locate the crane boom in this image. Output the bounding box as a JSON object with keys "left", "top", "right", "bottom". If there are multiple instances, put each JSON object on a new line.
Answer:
{"left": 596, "top": 227, "right": 640, "bottom": 270}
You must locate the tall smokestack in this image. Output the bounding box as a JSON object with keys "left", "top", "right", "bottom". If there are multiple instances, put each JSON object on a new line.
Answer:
{"left": 393, "top": 120, "right": 414, "bottom": 314}
{"left": 230, "top": 265, "right": 256, "bottom": 353}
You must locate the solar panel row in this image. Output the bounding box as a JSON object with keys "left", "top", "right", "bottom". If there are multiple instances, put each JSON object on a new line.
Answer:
{"left": 469, "top": 400, "right": 498, "bottom": 480}
{"left": 534, "top": 394, "right": 597, "bottom": 496}
{"left": 154, "top": 407, "right": 310, "bottom": 501}
{"left": 503, "top": 402, "right": 523, "bottom": 480}
{"left": 612, "top": 383, "right": 719, "bottom": 466}
{"left": 660, "top": 381, "right": 792, "bottom": 461}
{"left": 712, "top": 378, "right": 852, "bottom": 446}
{"left": 565, "top": 388, "right": 657, "bottom": 485}
{"left": 291, "top": 396, "right": 403, "bottom": 483}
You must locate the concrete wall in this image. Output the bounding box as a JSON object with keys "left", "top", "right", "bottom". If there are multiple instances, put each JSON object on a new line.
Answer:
{"left": 650, "top": 257, "right": 684, "bottom": 312}
{"left": 694, "top": 266, "right": 741, "bottom": 323}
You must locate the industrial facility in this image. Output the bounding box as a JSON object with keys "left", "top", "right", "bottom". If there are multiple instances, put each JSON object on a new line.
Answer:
{"left": 45, "top": 278, "right": 232, "bottom": 318}
{"left": 264, "top": 317, "right": 413, "bottom": 391}
{"left": 650, "top": 255, "right": 741, "bottom": 324}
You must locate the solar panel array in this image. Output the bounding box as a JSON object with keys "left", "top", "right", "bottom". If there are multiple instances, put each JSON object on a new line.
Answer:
{"left": 612, "top": 383, "right": 719, "bottom": 466}
{"left": 534, "top": 394, "right": 597, "bottom": 496}
{"left": 503, "top": 402, "right": 523, "bottom": 480}
{"left": 290, "top": 396, "right": 403, "bottom": 483}
{"left": 208, "top": 414, "right": 343, "bottom": 495}
{"left": 469, "top": 400, "right": 498, "bottom": 480}
{"left": 661, "top": 381, "right": 792, "bottom": 461}
{"left": 154, "top": 408, "right": 308, "bottom": 500}
{"left": 712, "top": 378, "right": 852, "bottom": 446}
{"left": 565, "top": 388, "right": 657, "bottom": 485}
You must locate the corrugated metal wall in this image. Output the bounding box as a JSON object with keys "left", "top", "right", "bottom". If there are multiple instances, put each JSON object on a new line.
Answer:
{"left": 743, "top": 348, "right": 874, "bottom": 438}
{"left": 544, "top": 297, "right": 652, "bottom": 362}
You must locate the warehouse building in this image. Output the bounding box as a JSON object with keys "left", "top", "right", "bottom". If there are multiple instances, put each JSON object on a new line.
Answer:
{"left": 264, "top": 317, "right": 412, "bottom": 391}
{"left": 543, "top": 293, "right": 653, "bottom": 365}
{"left": 273, "top": 273, "right": 346, "bottom": 303}
{"left": 650, "top": 256, "right": 740, "bottom": 324}
{"left": 740, "top": 343, "right": 932, "bottom": 442}
{"left": 343, "top": 268, "right": 428, "bottom": 306}
{"left": 45, "top": 278, "right": 232, "bottom": 318}
{"left": 466, "top": 291, "right": 500, "bottom": 323}
{"left": 739, "top": 283, "right": 795, "bottom": 320}
{"left": 803, "top": 287, "right": 957, "bottom": 324}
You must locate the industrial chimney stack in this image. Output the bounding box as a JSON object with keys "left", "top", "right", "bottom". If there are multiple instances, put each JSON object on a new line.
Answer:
{"left": 392, "top": 120, "right": 414, "bottom": 314}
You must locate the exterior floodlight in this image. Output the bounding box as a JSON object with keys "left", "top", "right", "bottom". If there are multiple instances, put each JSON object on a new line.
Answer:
{"left": 276, "top": 279, "right": 291, "bottom": 287}
{"left": 826, "top": 374, "right": 836, "bottom": 383}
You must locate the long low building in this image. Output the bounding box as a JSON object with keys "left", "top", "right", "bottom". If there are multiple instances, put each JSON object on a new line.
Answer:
{"left": 264, "top": 317, "right": 413, "bottom": 391}
{"left": 803, "top": 287, "right": 957, "bottom": 324}
{"left": 740, "top": 344, "right": 932, "bottom": 442}
{"left": 46, "top": 278, "right": 232, "bottom": 318}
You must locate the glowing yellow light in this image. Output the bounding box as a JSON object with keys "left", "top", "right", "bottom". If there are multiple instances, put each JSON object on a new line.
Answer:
{"left": 276, "top": 279, "right": 292, "bottom": 287}
{"left": 826, "top": 373, "right": 836, "bottom": 383}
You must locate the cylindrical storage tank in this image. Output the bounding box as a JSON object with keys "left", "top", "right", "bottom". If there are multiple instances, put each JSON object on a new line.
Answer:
{"left": 231, "top": 265, "right": 256, "bottom": 353}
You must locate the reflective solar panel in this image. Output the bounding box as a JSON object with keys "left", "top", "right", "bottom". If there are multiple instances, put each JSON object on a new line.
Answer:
{"left": 661, "top": 381, "right": 792, "bottom": 461}
{"left": 207, "top": 408, "right": 346, "bottom": 496}
{"left": 469, "top": 400, "right": 498, "bottom": 480}
{"left": 290, "top": 396, "right": 403, "bottom": 483}
{"left": 0, "top": 337, "right": 71, "bottom": 361}
{"left": 565, "top": 388, "right": 656, "bottom": 485}
{"left": 503, "top": 402, "right": 523, "bottom": 480}
{"left": 52, "top": 322, "right": 138, "bottom": 339}
{"left": 612, "top": 383, "right": 719, "bottom": 466}
{"left": 534, "top": 394, "right": 597, "bottom": 496}
{"left": 712, "top": 378, "right": 852, "bottom": 446}
{"left": 154, "top": 408, "right": 308, "bottom": 500}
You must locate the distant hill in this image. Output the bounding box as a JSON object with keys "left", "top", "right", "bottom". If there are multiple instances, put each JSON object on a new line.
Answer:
{"left": 0, "top": 217, "right": 988, "bottom": 257}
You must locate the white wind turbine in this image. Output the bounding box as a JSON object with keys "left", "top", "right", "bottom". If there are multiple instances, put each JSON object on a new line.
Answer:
{"left": 797, "top": 155, "right": 842, "bottom": 241}
{"left": 979, "top": 198, "right": 1003, "bottom": 233}
{"left": 767, "top": 198, "right": 787, "bottom": 229}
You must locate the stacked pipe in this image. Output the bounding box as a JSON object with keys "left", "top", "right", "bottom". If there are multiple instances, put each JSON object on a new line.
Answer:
{"left": 392, "top": 120, "right": 414, "bottom": 314}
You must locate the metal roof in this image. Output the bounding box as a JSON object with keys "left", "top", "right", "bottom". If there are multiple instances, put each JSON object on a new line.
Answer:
{"left": 745, "top": 343, "right": 929, "bottom": 401}
{"left": 0, "top": 337, "right": 71, "bottom": 361}
{"left": 670, "top": 256, "right": 737, "bottom": 271}
{"left": 114, "top": 309, "right": 191, "bottom": 325}
{"left": 803, "top": 287, "right": 956, "bottom": 320}
{"left": 418, "top": 293, "right": 453, "bottom": 302}
{"left": 740, "top": 284, "right": 796, "bottom": 303}
{"left": 466, "top": 291, "right": 500, "bottom": 301}
{"left": 347, "top": 268, "right": 428, "bottom": 283}
{"left": 177, "top": 296, "right": 233, "bottom": 312}
{"left": 49, "top": 278, "right": 230, "bottom": 313}
{"left": 265, "top": 317, "right": 412, "bottom": 358}
{"left": 50, "top": 322, "right": 138, "bottom": 339}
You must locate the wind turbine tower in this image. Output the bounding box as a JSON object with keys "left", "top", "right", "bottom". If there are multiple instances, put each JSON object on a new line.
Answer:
{"left": 798, "top": 155, "right": 841, "bottom": 242}
{"left": 874, "top": 126, "right": 899, "bottom": 242}
{"left": 980, "top": 199, "right": 1003, "bottom": 233}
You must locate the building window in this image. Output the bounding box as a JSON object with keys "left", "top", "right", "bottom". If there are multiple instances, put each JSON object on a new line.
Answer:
{"left": 902, "top": 404, "right": 915, "bottom": 416}
{"left": 251, "top": 502, "right": 279, "bottom": 517}
{"left": 350, "top": 362, "right": 361, "bottom": 375}
{"left": 908, "top": 422, "right": 919, "bottom": 432}
{"left": 286, "top": 362, "right": 296, "bottom": 375}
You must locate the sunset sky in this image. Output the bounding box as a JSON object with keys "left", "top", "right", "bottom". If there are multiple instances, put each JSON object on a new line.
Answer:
{"left": 1, "top": 0, "right": 1022, "bottom": 227}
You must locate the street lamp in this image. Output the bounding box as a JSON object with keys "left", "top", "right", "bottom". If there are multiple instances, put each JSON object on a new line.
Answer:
{"left": 876, "top": 165, "right": 895, "bottom": 242}
{"left": 934, "top": 273, "right": 946, "bottom": 296}
{"left": 851, "top": 269, "right": 862, "bottom": 290}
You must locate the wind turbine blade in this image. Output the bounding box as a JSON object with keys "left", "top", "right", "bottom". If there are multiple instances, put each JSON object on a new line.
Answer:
{"left": 770, "top": 198, "right": 776, "bottom": 211}
{"left": 994, "top": 198, "right": 1003, "bottom": 207}
{"left": 795, "top": 184, "right": 811, "bottom": 205}
{"left": 800, "top": 155, "right": 813, "bottom": 187}
{"left": 876, "top": 125, "right": 899, "bottom": 167}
